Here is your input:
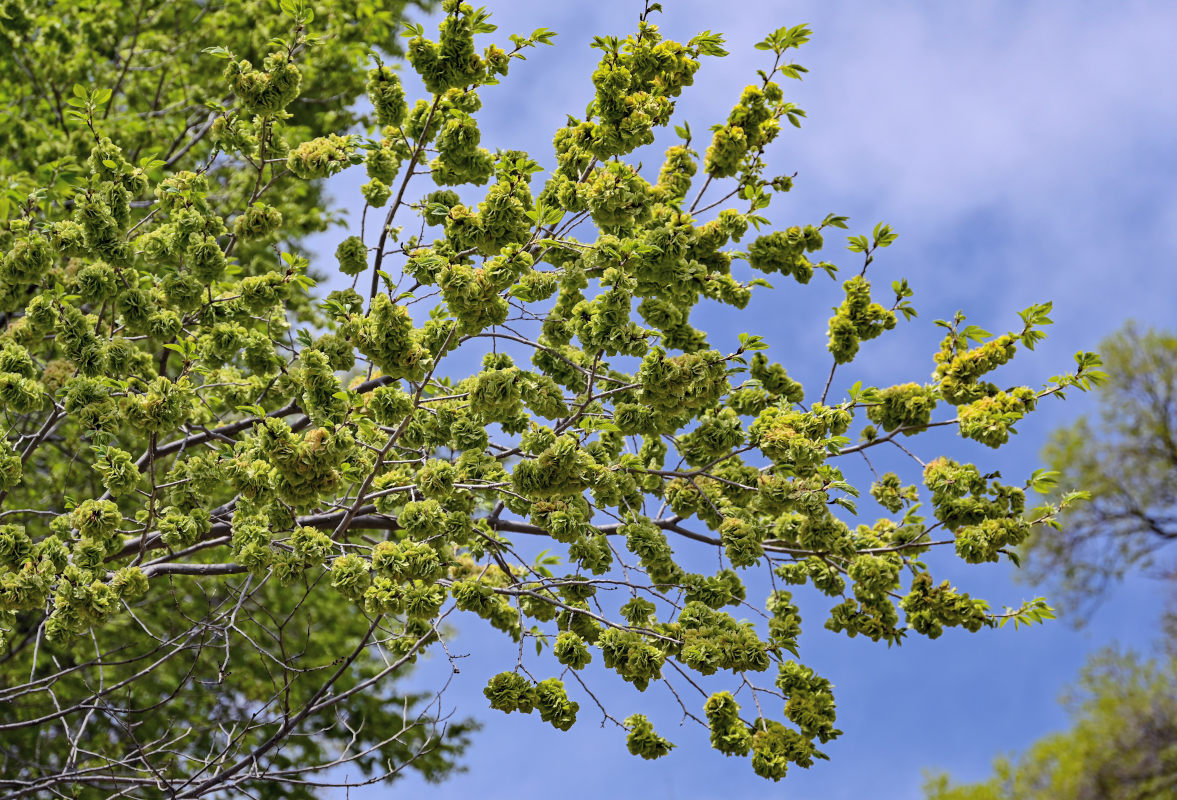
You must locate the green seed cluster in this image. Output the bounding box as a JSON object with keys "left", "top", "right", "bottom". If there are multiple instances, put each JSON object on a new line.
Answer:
{"left": 286, "top": 134, "right": 357, "bottom": 180}
{"left": 957, "top": 387, "right": 1037, "bottom": 447}
{"left": 827, "top": 276, "right": 897, "bottom": 364}
{"left": 934, "top": 332, "right": 1018, "bottom": 405}
{"left": 705, "top": 83, "right": 787, "bottom": 178}
{"left": 924, "top": 458, "right": 1032, "bottom": 563}
{"left": 483, "top": 672, "right": 580, "bottom": 731}
{"left": 367, "top": 67, "right": 408, "bottom": 128}
{"left": 747, "top": 224, "right": 823, "bottom": 283}
{"left": 226, "top": 52, "right": 301, "bottom": 115}
{"left": 625, "top": 714, "right": 675, "bottom": 760}
{"left": 865, "top": 382, "right": 937, "bottom": 433}
{"left": 408, "top": 2, "right": 490, "bottom": 95}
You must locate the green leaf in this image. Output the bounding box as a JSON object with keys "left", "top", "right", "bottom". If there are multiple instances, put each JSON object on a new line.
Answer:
{"left": 846, "top": 235, "right": 869, "bottom": 253}
{"left": 831, "top": 496, "right": 857, "bottom": 515}
{"left": 688, "top": 31, "right": 728, "bottom": 57}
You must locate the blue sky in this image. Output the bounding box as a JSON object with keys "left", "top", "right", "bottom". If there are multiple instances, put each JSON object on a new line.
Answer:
{"left": 316, "top": 2, "right": 1177, "bottom": 797}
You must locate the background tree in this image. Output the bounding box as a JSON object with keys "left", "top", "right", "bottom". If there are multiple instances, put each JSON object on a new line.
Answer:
{"left": 923, "top": 649, "right": 1177, "bottom": 800}
{"left": 1, "top": 1, "right": 478, "bottom": 797}
{"left": 1025, "top": 323, "right": 1177, "bottom": 616}
{"left": 0, "top": 0, "right": 1103, "bottom": 796}
{"left": 0, "top": 0, "right": 428, "bottom": 239}
{"left": 923, "top": 323, "right": 1177, "bottom": 800}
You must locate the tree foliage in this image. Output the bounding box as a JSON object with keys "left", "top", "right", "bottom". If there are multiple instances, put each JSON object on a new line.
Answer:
{"left": 924, "top": 649, "right": 1177, "bottom": 800}
{"left": 0, "top": 0, "right": 1103, "bottom": 795}
{"left": 0, "top": 0, "right": 479, "bottom": 797}
{"left": 1027, "top": 322, "right": 1174, "bottom": 614}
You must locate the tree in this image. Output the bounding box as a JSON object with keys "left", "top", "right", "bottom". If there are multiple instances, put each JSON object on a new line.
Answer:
{"left": 0, "top": 0, "right": 1104, "bottom": 795}
{"left": 1025, "top": 323, "right": 1177, "bottom": 615}
{"left": 923, "top": 649, "right": 1177, "bottom": 800}
{"left": 0, "top": 0, "right": 430, "bottom": 249}
{"left": 0, "top": 1, "right": 477, "bottom": 797}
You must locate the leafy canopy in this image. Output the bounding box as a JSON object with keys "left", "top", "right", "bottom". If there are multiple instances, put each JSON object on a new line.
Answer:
{"left": 1025, "top": 322, "right": 1176, "bottom": 617}
{"left": 0, "top": 0, "right": 1103, "bottom": 794}
{"left": 924, "top": 649, "right": 1177, "bottom": 800}
{"left": 0, "top": 0, "right": 478, "bottom": 797}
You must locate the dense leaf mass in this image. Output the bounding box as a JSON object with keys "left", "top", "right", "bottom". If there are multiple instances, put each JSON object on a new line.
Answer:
{"left": 0, "top": 0, "right": 1104, "bottom": 796}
